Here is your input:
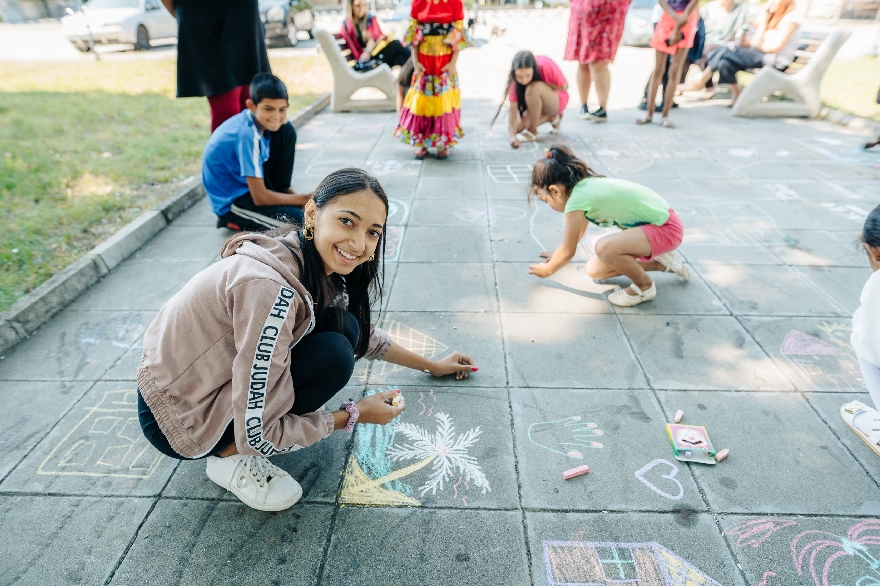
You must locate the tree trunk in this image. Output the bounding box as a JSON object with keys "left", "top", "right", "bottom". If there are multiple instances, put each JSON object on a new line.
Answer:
{"left": 346, "top": 454, "right": 437, "bottom": 494}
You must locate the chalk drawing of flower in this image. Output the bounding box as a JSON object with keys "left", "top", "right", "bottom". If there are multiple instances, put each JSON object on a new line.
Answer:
{"left": 792, "top": 520, "right": 880, "bottom": 586}
{"left": 387, "top": 412, "right": 491, "bottom": 497}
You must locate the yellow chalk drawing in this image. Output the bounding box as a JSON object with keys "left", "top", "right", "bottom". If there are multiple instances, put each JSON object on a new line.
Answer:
{"left": 340, "top": 456, "right": 421, "bottom": 506}
{"left": 366, "top": 321, "right": 449, "bottom": 381}
{"left": 340, "top": 403, "right": 490, "bottom": 506}
{"left": 38, "top": 390, "right": 163, "bottom": 479}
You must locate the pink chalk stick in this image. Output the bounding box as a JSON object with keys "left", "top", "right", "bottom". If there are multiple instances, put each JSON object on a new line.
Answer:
{"left": 562, "top": 465, "right": 590, "bottom": 480}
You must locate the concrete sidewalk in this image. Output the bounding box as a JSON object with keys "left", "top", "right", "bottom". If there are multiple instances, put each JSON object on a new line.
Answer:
{"left": 3, "top": 17, "right": 880, "bottom": 581}
{"left": 2, "top": 98, "right": 879, "bottom": 585}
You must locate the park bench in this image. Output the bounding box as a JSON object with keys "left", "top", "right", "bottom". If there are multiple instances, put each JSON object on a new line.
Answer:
{"left": 314, "top": 28, "right": 398, "bottom": 113}
{"left": 732, "top": 29, "right": 850, "bottom": 118}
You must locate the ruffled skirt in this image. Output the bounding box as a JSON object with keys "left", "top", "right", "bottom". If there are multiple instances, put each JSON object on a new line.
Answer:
{"left": 395, "top": 21, "right": 467, "bottom": 149}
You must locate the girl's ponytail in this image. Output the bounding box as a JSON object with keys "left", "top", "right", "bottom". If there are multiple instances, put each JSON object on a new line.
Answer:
{"left": 529, "top": 144, "right": 602, "bottom": 201}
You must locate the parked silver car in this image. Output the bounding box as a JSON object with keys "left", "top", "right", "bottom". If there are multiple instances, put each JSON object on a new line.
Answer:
{"left": 622, "top": 0, "right": 656, "bottom": 47}
{"left": 259, "top": 0, "right": 315, "bottom": 47}
{"left": 62, "top": 0, "right": 177, "bottom": 52}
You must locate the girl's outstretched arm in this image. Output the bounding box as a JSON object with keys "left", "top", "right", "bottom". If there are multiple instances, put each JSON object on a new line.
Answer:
{"left": 384, "top": 342, "right": 477, "bottom": 380}
{"left": 529, "top": 211, "right": 588, "bottom": 278}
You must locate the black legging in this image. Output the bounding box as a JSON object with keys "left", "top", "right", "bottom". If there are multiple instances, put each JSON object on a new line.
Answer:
{"left": 138, "top": 311, "right": 360, "bottom": 460}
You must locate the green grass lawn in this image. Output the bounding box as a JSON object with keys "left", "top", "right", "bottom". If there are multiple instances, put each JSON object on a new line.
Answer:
{"left": 0, "top": 55, "right": 331, "bottom": 312}
{"left": 820, "top": 56, "right": 880, "bottom": 122}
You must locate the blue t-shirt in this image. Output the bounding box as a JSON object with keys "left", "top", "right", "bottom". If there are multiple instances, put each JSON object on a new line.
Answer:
{"left": 202, "top": 110, "right": 270, "bottom": 216}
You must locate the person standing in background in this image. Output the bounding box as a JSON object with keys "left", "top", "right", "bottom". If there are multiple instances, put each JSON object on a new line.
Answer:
{"left": 161, "top": 0, "right": 272, "bottom": 132}
{"left": 565, "top": 0, "right": 632, "bottom": 123}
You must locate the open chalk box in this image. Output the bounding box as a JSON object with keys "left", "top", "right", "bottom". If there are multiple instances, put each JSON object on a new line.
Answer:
{"left": 665, "top": 423, "right": 717, "bottom": 465}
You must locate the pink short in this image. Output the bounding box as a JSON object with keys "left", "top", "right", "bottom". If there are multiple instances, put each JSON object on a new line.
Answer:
{"left": 636, "top": 208, "right": 684, "bottom": 261}
{"left": 649, "top": 10, "right": 700, "bottom": 56}
{"left": 557, "top": 90, "right": 570, "bottom": 113}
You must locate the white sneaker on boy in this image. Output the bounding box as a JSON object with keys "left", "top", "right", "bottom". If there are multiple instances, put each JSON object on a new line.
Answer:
{"left": 654, "top": 252, "right": 690, "bottom": 281}
{"left": 206, "top": 454, "right": 302, "bottom": 512}
{"left": 607, "top": 282, "right": 657, "bottom": 307}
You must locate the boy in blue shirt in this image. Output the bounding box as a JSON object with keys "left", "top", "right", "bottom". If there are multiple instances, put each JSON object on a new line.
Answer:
{"left": 203, "top": 73, "right": 311, "bottom": 231}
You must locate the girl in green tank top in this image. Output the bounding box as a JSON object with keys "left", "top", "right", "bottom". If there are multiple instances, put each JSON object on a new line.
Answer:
{"left": 527, "top": 145, "right": 690, "bottom": 307}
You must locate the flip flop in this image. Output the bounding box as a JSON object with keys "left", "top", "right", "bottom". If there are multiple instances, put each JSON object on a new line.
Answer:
{"left": 549, "top": 114, "right": 562, "bottom": 134}
{"left": 841, "top": 401, "right": 880, "bottom": 456}
{"left": 435, "top": 148, "right": 451, "bottom": 160}
{"left": 515, "top": 129, "right": 541, "bottom": 143}
{"left": 414, "top": 148, "right": 428, "bottom": 160}
{"left": 635, "top": 118, "right": 652, "bottom": 125}
{"left": 660, "top": 117, "right": 675, "bottom": 129}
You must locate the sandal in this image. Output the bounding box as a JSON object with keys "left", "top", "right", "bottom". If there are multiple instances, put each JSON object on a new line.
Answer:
{"left": 660, "top": 117, "right": 675, "bottom": 129}
{"left": 414, "top": 148, "right": 428, "bottom": 160}
{"left": 841, "top": 401, "right": 880, "bottom": 456}
{"left": 636, "top": 118, "right": 652, "bottom": 125}
{"left": 435, "top": 148, "right": 451, "bottom": 160}
{"left": 654, "top": 252, "right": 689, "bottom": 281}
{"left": 549, "top": 114, "right": 562, "bottom": 134}
{"left": 515, "top": 129, "right": 542, "bottom": 143}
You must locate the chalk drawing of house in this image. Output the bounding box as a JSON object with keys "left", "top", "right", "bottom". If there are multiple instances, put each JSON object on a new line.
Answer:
{"left": 38, "top": 390, "right": 162, "bottom": 479}
{"left": 781, "top": 329, "right": 863, "bottom": 392}
{"left": 542, "top": 541, "right": 721, "bottom": 586}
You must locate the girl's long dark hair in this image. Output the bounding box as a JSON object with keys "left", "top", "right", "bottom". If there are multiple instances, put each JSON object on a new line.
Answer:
{"left": 529, "top": 145, "right": 603, "bottom": 202}
{"left": 490, "top": 51, "right": 542, "bottom": 126}
{"left": 269, "top": 168, "right": 388, "bottom": 359}
{"left": 862, "top": 204, "right": 880, "bottom": 248}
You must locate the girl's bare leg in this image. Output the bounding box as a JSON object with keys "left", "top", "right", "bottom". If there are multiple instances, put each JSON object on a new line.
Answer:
{"left": 728, "top": 82, "right": 742, "bottom": 107}
{"left": 660, "top": 49, "right": 689, "bottom": 126}
{"left": 523, "top": 81, "right": 560, "bottom": 134}
{"left": 588, "top": 61, "right": 611, "bottom": 110}
{"left": 577, "top": 63, "right": 592, "bottom": 108}
{"left": 638, "top": 51, "right": 668, "bottom": 124}
{"left": 587, "top": 230, "right": 663, "bottom": 294}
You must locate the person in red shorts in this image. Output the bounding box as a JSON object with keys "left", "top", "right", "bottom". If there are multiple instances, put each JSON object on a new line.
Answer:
{"left": 637, "top": 0, "right": 701, "bottom": 128}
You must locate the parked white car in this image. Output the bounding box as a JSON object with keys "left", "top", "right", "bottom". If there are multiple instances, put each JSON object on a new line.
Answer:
{"left": 62, "top": 0, "right": 177, "bottom": 52}
{"left": 622, "top": 0, "right": 656, "bottom": 47}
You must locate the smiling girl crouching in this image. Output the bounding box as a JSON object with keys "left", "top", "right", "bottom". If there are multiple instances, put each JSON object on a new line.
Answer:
{"left": 137, "top": 169, "right": 476, "bottom": 511}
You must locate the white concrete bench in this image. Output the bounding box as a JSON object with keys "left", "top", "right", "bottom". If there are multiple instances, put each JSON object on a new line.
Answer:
{"left": 314, "top": 28, "right": 398, "bottom": 113}
{"left": 732, "top": 29, "right": 850, "bottom": 118}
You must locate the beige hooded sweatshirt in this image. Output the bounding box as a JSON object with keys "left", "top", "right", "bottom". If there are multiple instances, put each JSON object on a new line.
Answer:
{"left": 136, "top": 231, "right": 391, "bottom": 459}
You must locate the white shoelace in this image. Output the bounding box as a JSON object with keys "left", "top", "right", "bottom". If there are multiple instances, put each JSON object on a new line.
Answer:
{"left": 242, "top": 455, "right": 283, "bottom": 489}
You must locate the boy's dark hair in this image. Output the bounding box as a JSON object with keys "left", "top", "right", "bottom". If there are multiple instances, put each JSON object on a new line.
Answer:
{"left": 529, "top": 145, "right": 603, "bottom": 202}
{"left": 250, "top": 73, "right": 288, "bottom": 105}
{"left": 862, "top": 204, "right": 880, "bottom": 248}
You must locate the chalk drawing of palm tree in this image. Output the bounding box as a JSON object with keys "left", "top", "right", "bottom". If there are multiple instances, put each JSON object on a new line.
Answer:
{"left": 792, "top": 520, "right": 880, "bottom": 586}
{"left": 385, "top": 412, "right": 491, "bottom": 497}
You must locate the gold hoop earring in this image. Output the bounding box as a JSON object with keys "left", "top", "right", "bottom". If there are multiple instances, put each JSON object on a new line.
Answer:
{"left": 367, "top": 254, "right": 375, "bottom": 262}
{"left": 303, "top": 223, "right": 314, "bottom": 240}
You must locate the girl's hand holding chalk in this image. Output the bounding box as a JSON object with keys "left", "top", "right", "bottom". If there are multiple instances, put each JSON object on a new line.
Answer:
{"left": 429, "top": 351, "right": 477, "bottom": 381}
{"left": 355, "top": 390, "right": 405, "bottom": 425}
{"left": 529, "top": 263, "right": 553, "bottom": 278}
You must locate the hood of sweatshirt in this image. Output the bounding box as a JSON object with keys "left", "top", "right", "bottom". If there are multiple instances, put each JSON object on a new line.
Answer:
{"left": 220, "top": 231, "right": 305, "bottom": 289}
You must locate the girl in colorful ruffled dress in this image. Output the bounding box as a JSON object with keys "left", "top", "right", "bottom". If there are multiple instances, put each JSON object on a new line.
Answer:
{"left": 395, "top": 0, "right": 468, "bottom": 159}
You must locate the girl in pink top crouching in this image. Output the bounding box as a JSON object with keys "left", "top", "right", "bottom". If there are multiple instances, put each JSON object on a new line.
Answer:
{"left": 492, "top": 51, "right": 569, "bottom": 149}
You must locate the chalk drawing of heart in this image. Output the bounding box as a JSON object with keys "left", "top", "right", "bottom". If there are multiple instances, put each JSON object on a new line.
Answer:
{"left": 634, "top": 459, "right": 684, "bottom": 500}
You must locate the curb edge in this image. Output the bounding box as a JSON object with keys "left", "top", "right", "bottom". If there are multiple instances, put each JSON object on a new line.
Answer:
{"left": 0, "top": 93, "right": 332, "bottom": 356}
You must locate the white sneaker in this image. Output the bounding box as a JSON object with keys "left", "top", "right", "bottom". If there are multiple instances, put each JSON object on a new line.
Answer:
{"left": 206, "top": 454, "right": 302, "bottom": 512}
{"left": 607, "top": 282, "right": 657, "bottom": 307}
{"left": 654, "top": 252, "right": 690, "bottom": 281}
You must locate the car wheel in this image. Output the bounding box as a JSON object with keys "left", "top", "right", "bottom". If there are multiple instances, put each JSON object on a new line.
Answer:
{"left": 286, "top": 19, "right": 299, "bottom": 47}
{"left": 135, "top": 24, "right": 151, "bottom": 51}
